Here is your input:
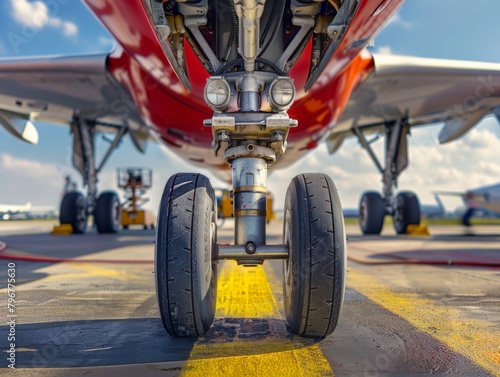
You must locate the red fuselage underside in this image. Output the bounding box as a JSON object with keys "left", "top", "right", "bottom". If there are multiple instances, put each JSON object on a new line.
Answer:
{"left": 83, "top": 0, "right": 403, "bottom": 170}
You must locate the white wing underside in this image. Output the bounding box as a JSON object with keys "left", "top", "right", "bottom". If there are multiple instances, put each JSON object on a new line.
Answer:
{"left": 0, "top": 53, "right": 149, "bottom": 148}
{"left": 328, "top": 54, "right": 500, "bottom": 153}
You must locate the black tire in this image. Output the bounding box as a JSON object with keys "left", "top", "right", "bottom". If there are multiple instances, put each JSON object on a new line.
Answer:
{"left": 94, "top": 192, "right": 121, "bottom": 234}
{"left": 123, "top": 225, "right": 129, "bottom": 230}
{"left": 283, "top": 174, "right": 346, "bottom": 338}
{"left": 393, "top": 191, "right": 420, "bottom": 235}
{"left": 359, "top": 191, "right": 386, "bottom": 235}
{"left": 60, "top": 192, "right": 87, "bottom": 234}
{"left": 155, "top": 173, "right": 217, "bottom": 337}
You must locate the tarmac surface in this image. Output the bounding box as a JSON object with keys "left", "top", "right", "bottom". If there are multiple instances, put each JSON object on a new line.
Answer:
{"left": 0, "top": 220, "right": 499, "bottom": 376}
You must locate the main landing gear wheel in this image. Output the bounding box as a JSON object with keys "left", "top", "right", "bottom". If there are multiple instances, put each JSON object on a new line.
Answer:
{"left": 359, "top": 191, "right": 385, "bottom": 235}
{"left": 60, "top": 192, "right": 87, "bottom": 234}
{"left": 393, "top": 191, "right": 421, "bottom": 235}
{"left": 155, "top": 173, "right": 217, "bottom": 337}
{"left": 94, "top": 191, "right": 121, "bottom": 234}
{"left": 283, "top": 174, "right": 346, "bottom": 338}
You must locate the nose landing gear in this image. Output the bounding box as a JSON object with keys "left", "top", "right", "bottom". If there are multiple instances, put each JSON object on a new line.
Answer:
{"left": 155, "top": 80, "right": 346, "bottom": 338}
{"left": 155, "top": 0, "right": 346, "bottom": 337}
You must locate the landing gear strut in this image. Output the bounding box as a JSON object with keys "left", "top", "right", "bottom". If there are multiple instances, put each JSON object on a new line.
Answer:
{"left": 59, "top": 117, "right": 125, "bottom": 234}
{"left": 354, "top": 119, "right": 421, "bottom": 235}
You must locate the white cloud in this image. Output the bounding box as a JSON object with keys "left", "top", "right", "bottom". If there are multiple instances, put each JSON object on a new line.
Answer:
{"left": 62, "top": 22, "right": 78, "bottom": 37}
{"left": 376, "top": 46, "right": 393, "bottom": 55}
{"left": 0, "top": 153, "right": 63, "bottom": 206}
{"left": 387, "top": 13, "right": 413, "bottom": 29}
{"left": 9, "top": 0, "right": 78, "bottom": 38}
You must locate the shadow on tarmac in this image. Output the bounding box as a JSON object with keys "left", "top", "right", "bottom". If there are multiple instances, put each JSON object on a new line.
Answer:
{"left": 5, "top": 317, "right": 320, "bottom": 368}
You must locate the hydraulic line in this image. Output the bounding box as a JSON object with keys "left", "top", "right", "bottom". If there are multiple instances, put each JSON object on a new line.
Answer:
{"left": 222, "top": 0, "right": 238, "bottom": 62}
{"left": 260, "top": 0, "right": 285, "bottom": 56}
{"left": 0, "top": 241, "right": 152, "bottom": 264}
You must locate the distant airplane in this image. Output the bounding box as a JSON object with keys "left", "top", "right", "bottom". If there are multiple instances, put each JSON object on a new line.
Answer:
{"left": 420, "top": 195, "right": 446, "bottom": 219}
{"left": 0, "top": 202, "right": 31, "bottom": 220}
{"left": 0, "top": 202, "right": 58, "bottom": 220}
{"left": 436, "top": 183, "right": 500, "bottom": 226}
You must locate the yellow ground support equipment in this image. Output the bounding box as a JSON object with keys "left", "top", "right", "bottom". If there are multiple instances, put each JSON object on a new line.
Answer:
{"left": 407, "top": 224, "right": 430, "bottom": 236}
{"left": 215, "top": 189, "right": 275, "bottom": 223}
{"left": 51, "top": 224, "right": 73, "bottom": 235}
{"left": 118, "top": 168, "right": 155, "bottom": 230}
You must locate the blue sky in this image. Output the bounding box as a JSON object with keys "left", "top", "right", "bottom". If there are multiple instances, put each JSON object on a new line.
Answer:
{"left": 1, "top": 0, "right": 500, "bottom": 212}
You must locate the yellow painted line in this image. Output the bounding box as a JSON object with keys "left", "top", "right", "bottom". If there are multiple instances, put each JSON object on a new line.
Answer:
{"left": 181, "top": 262, "right": 334, "bottom": 377}
{"left": 215, "top": 261, "right": 281, "bottom": 319}
{"left": 348, "top": 268, "right": 500, "bottom": 376}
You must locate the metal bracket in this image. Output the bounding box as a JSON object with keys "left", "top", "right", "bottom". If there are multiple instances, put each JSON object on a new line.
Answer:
{"left": 275, "top": 1, "right": 318, "bottom": 71}
{"left": 205, "top": 113, "right": 297, "bottom": 156}
{"left": 178, "top": 0, "right": 221, "bottom": 72}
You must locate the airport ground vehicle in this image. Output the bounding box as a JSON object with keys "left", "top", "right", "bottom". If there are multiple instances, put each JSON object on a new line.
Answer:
{"left": 118, "top": 168, "right": 155, "bottom": 230}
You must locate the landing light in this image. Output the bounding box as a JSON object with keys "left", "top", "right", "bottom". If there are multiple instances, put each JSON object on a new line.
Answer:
{"left": 204, "top": 77, "right": 231, "bottom": 112}
{"left": 268, "top": 77, "right": 295, "bottom": 111}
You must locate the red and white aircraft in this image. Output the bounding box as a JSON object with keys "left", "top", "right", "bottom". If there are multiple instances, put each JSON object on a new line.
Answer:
{"left": 1, "top": 0, "right": 500, "bottom": 338}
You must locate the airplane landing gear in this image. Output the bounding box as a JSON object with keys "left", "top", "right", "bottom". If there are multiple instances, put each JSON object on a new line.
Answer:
{"left": 354, "top": 120, "right": 421, "bottom": 235}
{"left": 155, "top": 2, "right": 346, "bottom": 337}
{"left": 156, "top": 83, "right": 346, "bottom": 337}
{"left": 58, "top": 117, "right": 126, "bottom": 234}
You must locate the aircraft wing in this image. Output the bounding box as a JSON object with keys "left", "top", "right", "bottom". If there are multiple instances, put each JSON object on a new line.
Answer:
{"left": 0, "top": 53, "right": 150, "bottom": 152}
{"left": 327, "top": 53, "right": 500, "bottom": 153}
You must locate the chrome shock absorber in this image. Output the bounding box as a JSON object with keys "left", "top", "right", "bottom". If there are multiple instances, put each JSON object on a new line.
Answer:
{"left": 227, "top": 147, "right": 275, "bottom": 246}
